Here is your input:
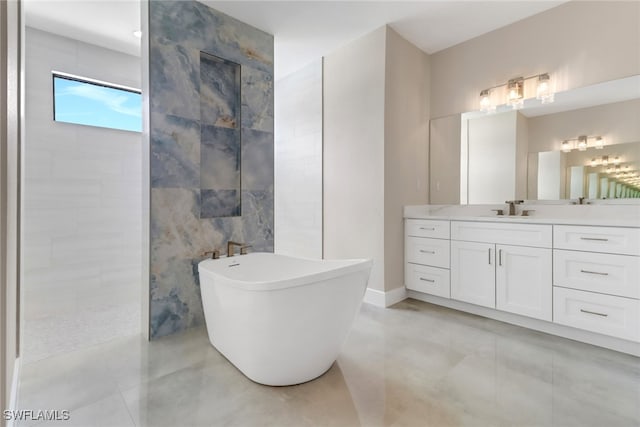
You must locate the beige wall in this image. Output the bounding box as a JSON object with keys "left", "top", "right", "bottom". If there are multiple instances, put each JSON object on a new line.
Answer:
{"left": 323, "top": 27, "right": 387, "bottom": 291}
{"left": 430, "top": 1, "right": 640, "bottom": 118}
{"left": 384, "top": 28, "right": 430, "bottom": 291}
{"left": 1, "top": 0, "right": 21, "bottom": 421}
{"left": 324, "top": 26, "right": 430, "bottom": 294}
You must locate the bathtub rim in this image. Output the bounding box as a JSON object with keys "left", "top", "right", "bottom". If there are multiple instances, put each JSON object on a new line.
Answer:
{"left": 198, "top": 252, "right": 372, "bottom": 292}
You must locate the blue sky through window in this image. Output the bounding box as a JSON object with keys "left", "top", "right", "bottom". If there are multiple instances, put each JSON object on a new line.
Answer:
{"left": 53, "top": 74, "right": 142, "bottom": 132}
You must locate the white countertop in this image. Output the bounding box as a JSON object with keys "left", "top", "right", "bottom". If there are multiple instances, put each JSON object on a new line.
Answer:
{"left": 404, "top": 204, "right": 640, "bottom": 228}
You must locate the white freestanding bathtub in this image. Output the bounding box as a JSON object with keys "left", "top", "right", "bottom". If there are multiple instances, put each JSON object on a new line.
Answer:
{"left": 198, "top": 252, "right": 372, "bottom": 386}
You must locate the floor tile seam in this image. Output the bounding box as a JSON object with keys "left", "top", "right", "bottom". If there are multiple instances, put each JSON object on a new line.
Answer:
{"left": 114, "top": 357, "right": 210, "bottom": 395}
{"left": 116, "top": 388, "right": 138, "bottom": 427}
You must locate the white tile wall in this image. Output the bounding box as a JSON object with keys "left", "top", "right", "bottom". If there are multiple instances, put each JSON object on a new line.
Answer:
{"left": 23, "top": 27, "right": 142, "bottom": 362}
{"left": 274, "top": 60, "right": 323, "bottom": 259}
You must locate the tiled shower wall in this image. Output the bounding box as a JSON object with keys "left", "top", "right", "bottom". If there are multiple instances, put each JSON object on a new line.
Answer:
{"left": 148, "top": 1, "right": 274, "bottom": 338}
{"left": 23, "top": 28, "right": 142, "bottom": 362}
{"left": 274, "top": 59, "right": 323, "bottom": 259}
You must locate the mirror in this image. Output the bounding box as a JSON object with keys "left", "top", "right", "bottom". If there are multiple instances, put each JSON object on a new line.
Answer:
{"left": 529, "top": 141, "right": 640, "bottom": 200}
{"left": 429, "top": 75, "right": 640, "bottom": 204}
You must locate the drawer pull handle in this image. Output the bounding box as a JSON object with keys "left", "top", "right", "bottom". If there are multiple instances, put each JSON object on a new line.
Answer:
{"left": 419, "top": 277, "right": 435, "bottom": 283}
{"left": 580, "top": 269, "right": 609, "bottom": 276}
{"left": 420, "top": 250, "right": 436, "bottom": 254}
{"left": 420, "top": 227, "right": 435, "bottom": 231}
{"left": 579, "top": 237, "right": 609, "bottom": 242}
{"left": 580, "top": 309, "right": 608, "bottom": 317}
{"left": 499, "top": 249, "right": 503, "bottom": 266}
{"left": 488, "top": 248, "right": 492, "bottom": 265}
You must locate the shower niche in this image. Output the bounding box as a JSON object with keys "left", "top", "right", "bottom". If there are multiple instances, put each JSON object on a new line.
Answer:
{"left": 199, "top": 51, "right": 242, "bottom": 218}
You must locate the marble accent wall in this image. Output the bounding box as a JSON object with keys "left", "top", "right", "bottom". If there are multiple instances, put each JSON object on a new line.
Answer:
{"left": 149, "top": 1, "right": 274, "bottom": 338}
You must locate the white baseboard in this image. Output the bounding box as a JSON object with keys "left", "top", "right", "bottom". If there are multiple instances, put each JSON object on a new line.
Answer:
{"left": 7, "top": 357, "right": 20, "bottom": 427}
{"left": 407, "top": 291, "right": 640, "bottom": 357}
{"left": 364, "top": 286, "right": 407, "bottom": 308}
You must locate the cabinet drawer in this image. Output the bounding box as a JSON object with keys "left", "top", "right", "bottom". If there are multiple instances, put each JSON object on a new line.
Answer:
{"left": 553, "top": 287, "right": 640, "bottom": 342}
{"left": 554, "top": 225, "right": 640, "bottom": 256}
{"left": 405, "top": 236, "right": 450, "bottom": 268}
{"left": 554, "top": 250, "right": 640, "bottom": 299}
{"left": 451, "top": 221, "right": 552, "bottom": 248}
{"left": 405, "top": 219, "right": 450, "bottom": 239}
{"left": 405, "top": 263, "right": 450, "bottom": 298}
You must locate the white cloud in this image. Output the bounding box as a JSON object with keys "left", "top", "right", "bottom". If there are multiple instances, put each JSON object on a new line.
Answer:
{"left": 57, "top": 82, "right": 141, "bottom": 118}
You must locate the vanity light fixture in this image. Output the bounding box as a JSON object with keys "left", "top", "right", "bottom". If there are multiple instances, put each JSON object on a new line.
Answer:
{"left": 559, "top": 135, "right": 606, "bottom": 152}
{"left": 577, "top": 135, "right": 588, "bottom": 151}
{"left": 478, "top": 72, "right": 553, "bottom": 112}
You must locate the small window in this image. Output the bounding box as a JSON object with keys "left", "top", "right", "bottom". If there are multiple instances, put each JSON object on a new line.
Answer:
{"left": 53, "top": 72, "right": 142, "bottom": 132}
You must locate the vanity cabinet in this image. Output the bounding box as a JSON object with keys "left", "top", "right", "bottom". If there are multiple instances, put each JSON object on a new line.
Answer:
{"left": 495, "top": 244, "right": 552, "bottom": 320}
{"left": 404, "top": 209, "right": 640, "bottom": 354}
{"left": 450, "top": 221, "right": 552, "bottom": 321}
{"left": 450, "top": 240, "right": 495, "bottom": 308}
{"left": 405, "top": 219, "right": 450, "bottom": 298}
{"left": 552, "top": 225, "right": 640, "bottom": 341}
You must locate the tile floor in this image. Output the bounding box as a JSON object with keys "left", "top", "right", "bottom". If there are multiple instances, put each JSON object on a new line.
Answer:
{"left": 17, "top": 299, "right": 640, "bottom": 426}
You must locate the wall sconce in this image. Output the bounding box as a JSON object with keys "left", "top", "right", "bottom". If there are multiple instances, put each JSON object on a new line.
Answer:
{"left": 479, "top": 72, "right": 553, "bottom": 112}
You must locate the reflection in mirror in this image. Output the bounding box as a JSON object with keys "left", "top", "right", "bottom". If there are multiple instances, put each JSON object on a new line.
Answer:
{"left": 530, "top": 141, "right": 640, "bottom": 200}
{"left": 454, "top": 75, "right": 640, "bottom": 204}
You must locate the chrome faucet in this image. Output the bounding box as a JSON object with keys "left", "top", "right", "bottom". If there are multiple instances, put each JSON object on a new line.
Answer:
{"left": 505, "top": 200, "right": 524, "bottom": 216}
{"left": 572, "top": 197, "right": 590, "bottom": 205}
{"left": 226, "top": 241, "right": 251, "bottom": 257}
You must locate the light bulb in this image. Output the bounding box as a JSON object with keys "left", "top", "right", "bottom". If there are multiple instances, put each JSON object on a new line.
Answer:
{"left": 595, "top": 136, "right": 604, "bottom": 149}
{"left": 602, "top": 156, "right": 609, "bottom": 166}
{"left": 479, "top": 89, "right": 495, "bottom": 113}
{"left": 577, "top": 135, "right": 588, "bottom": 151}
{"left": 536, "top": 73, "right": 554, "bottom": 104}
{"left": 590, "top": 158, "right": 598, "bottom": 167}
{"left": 561, "top": 140, "right": 572, "bottom": 153}
{"left": 613, "top": 156, "right": 621, "bottom": 165}
{"left": 507, "top": 78, "right": 524, "bottom": 109}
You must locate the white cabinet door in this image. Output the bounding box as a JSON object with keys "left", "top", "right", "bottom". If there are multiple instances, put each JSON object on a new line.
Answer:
{"left": 496, "top": 245, "right": 552, "bottom": 321}
{"left": 451, "top": 240, "right": 495, "bottom": 308}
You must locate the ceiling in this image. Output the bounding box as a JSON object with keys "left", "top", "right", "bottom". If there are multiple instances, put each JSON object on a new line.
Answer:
{"left": 25, "top": 0, "right": 566, "bottom": 79}
{"left": 24, "top": 0, "right": 142, "bottom": 57}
